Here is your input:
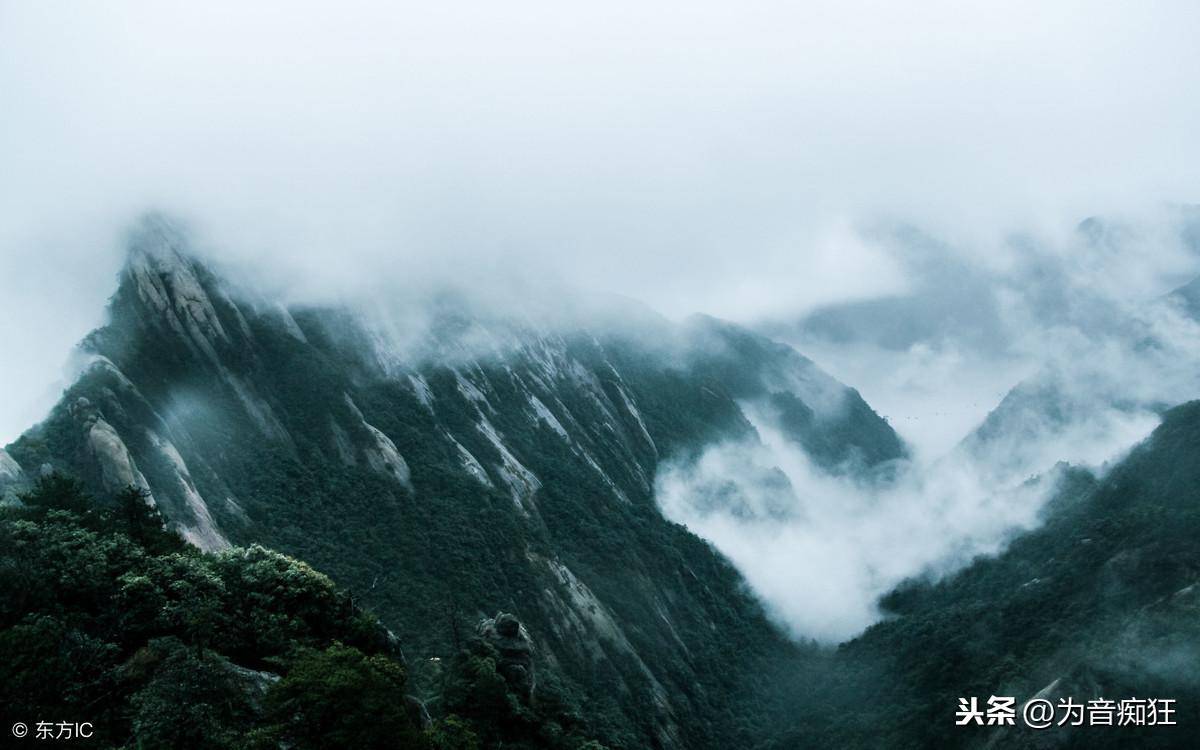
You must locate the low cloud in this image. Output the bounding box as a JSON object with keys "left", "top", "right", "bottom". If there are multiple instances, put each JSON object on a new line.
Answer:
{"left": 661, "top": 247, "right": 1200, "bottom": 641}
{"left": 4, "top": 3, "right": 1200, "bottom": 645}
{"left": 655, "top": 405, "right": 1059, "bottom": 642}
{"left": 655, "top": 402, "right": 1147, "bottom": 642}
{"left": 770, "top": 209, "right": 1200, "bottom": 457}
{"left": 4, "top": 2, "right": 1200, "bottom": 441}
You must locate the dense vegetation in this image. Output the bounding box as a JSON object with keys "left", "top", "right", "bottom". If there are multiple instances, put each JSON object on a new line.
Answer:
{"left": 10, "top": 233, "right": 1198, "bottom": 748}
{"left": 0, "top": 476, "right": 606, "bottom": 749}
{"left": 6, "top": 236, "right": 836, "bottom": 749}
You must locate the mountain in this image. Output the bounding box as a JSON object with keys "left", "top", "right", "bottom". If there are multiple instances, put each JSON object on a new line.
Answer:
{"left": 954, "top": 269, "right": 1200, "bottom": 484}
{"left": 760, "top": 225, "right": 1009, "bottom": 354}
{"left": 956, "top": 373, "right": 1156, "bottom": 485}
{"left": 2, "top": 214, "right": 904, "bottom": 749}
{"left": 0, "top": 476, "right": 437, "bottom": 749}
{"left": 766, "top": 401, "right": 1200, "bottom": 748}
{"left": 1167, "top": 273, "right": 1200, "bottom": 320}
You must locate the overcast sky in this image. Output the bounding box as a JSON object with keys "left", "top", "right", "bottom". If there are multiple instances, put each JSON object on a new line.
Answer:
{"left": 3, "top": 1, "right": 1200, "bottom": 443}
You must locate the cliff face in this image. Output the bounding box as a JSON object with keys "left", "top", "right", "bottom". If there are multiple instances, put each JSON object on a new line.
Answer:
{"left": 6, "top": 215, "right": 904, "bottom": 749}
{"left": 0, "top": 448, "right": 22, "bottom": 502}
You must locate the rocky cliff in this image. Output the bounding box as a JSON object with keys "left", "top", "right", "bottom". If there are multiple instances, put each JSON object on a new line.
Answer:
{"left": 5, "top": 214, "right": 905, "bottom": 749}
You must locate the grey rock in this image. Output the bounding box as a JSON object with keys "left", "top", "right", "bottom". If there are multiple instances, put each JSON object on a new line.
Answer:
{"left": 405, "top": 695, "right": 432, "bottom": 730}
{"left": 69, "top": 397, "right": 154, "bottom": 498}
{"left": 478, "top": 612, "right": 536, "bottom": 702}
{"left": 0, "top": 448, "right": 22, "bottom": 483}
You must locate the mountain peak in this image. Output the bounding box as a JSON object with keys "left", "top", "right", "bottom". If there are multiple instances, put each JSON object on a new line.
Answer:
{"left": 125, "top": 211, "right": 191, "bottom": 258}
{"left": 109, "top": 213, "right": 254, "bottom": 368}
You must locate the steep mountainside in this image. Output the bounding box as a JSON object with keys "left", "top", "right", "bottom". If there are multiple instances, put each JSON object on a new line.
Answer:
{"left": 767, "top": 401, "right": 1200, "bottom": 748}
{"left": 3, "top": 216, "right": 903, "bottom": 749}
{"left": 956, "top": 265, "right": 1200, "bottom": 485}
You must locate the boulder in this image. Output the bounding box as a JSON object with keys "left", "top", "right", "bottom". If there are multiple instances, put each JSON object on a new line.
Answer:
{"left": 477, "top": 612, "right": 536, "bottom": 701}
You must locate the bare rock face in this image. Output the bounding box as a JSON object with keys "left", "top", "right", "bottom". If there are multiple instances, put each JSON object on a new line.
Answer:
{"left": 477, "top": 612, "right": 536, "bottom": 702}
{"left": 0, "top": 448, "right": 23, "bottom": 500}
{"left": 69, "top": 397, "right": 154, "bottom": 498}
{"left": 144, "top": 428, "right": 229, "bottom": 552}
{"left": 342, "top": 395, "right": 411, "bottom": 488}
{"left": 123, "top": 213, "right": 250, "bottom": 368}
{"left": 405, "top": 695, "right": 432, "bottom": 730}
{"left": 0, "top": 448, "right": 22, "bottom": 485}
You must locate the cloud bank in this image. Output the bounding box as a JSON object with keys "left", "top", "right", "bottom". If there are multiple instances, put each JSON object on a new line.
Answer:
{"left": 4, "top": 1, "right": 1200, "bottom": 441}
{"left": 659, "top": 257, "right": 1200, "bottom": 641}
{"left": 770, "top": 211, "right": 1200, "bottom": 456}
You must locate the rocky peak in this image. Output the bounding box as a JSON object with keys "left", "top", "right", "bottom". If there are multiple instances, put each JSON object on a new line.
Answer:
{"left": 116, "top": 213, "right": 252, "bottom": 367}
{"left": 477, "top": 612, "right": 535, "bottom": 702}
{"left": 3, "top": 213, "right": 913, "bottom": 750}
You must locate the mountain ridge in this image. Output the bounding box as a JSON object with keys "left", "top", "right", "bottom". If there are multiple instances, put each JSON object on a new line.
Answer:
{"left": 758, "top": 398, "right": 1200, "bottom": 747}
{"left": 4, "top": 214, "right": 905, "bottom": 749}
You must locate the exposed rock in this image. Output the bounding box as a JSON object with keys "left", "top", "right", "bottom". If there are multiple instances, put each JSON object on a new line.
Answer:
{"left": 476, "top": 417, "right": 540, "bottom": 513}
{"left": 361, "top": 423, "right": 411, "bottom": 487}
{"left": 144, "top": 428, "right": 229, "bottom": 551}
{"left": 446, "top": 433, "right": 494, "bottom": 489}
{"left": 8, "top": 223, "right": 910, "bottom": 750}
{"left": 225, "top": 374, "right": 293, "bottom": 445}
{"left": 69, "top": 397, "right": 154, "bottom": 498}
{"left": 532, "top": 553, "right": 682, "bottom": 746}
{"left": 124, "top": 217, "right": 294, "bottom": 449}
{"left": 978, "top": 676, "right": 1087, "bottom": 750}
{"left": 0, "top": 448, "right": 23, "bottom": 501}
{"left": 343, "top": 394, "right": 411, "bottom": 488}
{"left": 477, "top": 612, "right": 536, "bottom": 702}
{"left": 226, "top": 662, "right": 281, "bottom": 713}
{"left": 124, "top": 215, "right": 235, "bottom": 368}
{"left": 329, "top": 418, "right": 358, "bottom": 466}
{"left": 405, "top": 695, "right": 432, "bottom": 730}
{"left": 271, "top": 301, "right": 309, "bottom": 343}
{"left": 0, "top": 448, "right": 22, "bottom": 484}
{"left": 407, "top": 373, "right": 435, "bottom": 412}
{"left": 613, "top": 381, "right": 658, "bottom": 457}
{"left": 455, "top": 369, "right": 493, "bottom": 412}
{"left": 527, "top": 393, "right": 570, "bottom": 441}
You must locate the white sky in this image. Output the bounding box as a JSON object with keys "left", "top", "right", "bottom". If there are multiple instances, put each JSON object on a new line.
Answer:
{"left": 2, "top": 1, "right": 1200, "bottom": 442}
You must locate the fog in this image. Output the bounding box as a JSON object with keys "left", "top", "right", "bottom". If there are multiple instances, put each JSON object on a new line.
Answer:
{"left": 656, "top": 409, "right": 1065, "bottom": 641}
{"left": 770, "top": 210, "right": 1200, "bottom": 456}
{"left": 658, "top": 248, "right": 1200, "bottom": 640}
{"left": 4, "top": 0, "right": 1200, "bottom": 440}
{"left": 4, "top": 2, "right": 1200, "bottom": 641}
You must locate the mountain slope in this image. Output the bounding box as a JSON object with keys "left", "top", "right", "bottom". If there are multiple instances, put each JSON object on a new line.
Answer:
{"left": 4, "top": 215, "right": 904, "bottom": 749}
{"left": 0, "top": 477, "right": 434, "bottom": 749}
{"left": 768, "top": 401, "right": 1200, "bottom": 748}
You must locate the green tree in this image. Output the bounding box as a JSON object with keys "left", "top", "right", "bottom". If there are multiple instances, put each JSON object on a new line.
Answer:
{"left": 113, "top": 485, "right": 180, "bottom": 555}
{"left": 21, "top": 473, "right": 91, "bottom": 514}
{"left": 263, "top": 643, "right": 425, "bottom": 749}
{"left": 128, "top": 638, "right": 258, "bottom": 750}
{"left": 157, "top": 554, "right": 228, "bottom": 658}
{"left": 425, "top": 715, "right": 481, "bottom": 750}
{"left": 441, "top": 641, "right": 522, "bottom": 739}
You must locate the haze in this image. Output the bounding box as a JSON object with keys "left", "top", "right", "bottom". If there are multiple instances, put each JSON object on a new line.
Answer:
{"left": 4, "top": 2, "right": 1200, "bottom": 607}
{"left": 4, "top": 0, "right": 1200, "bottom": 645}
